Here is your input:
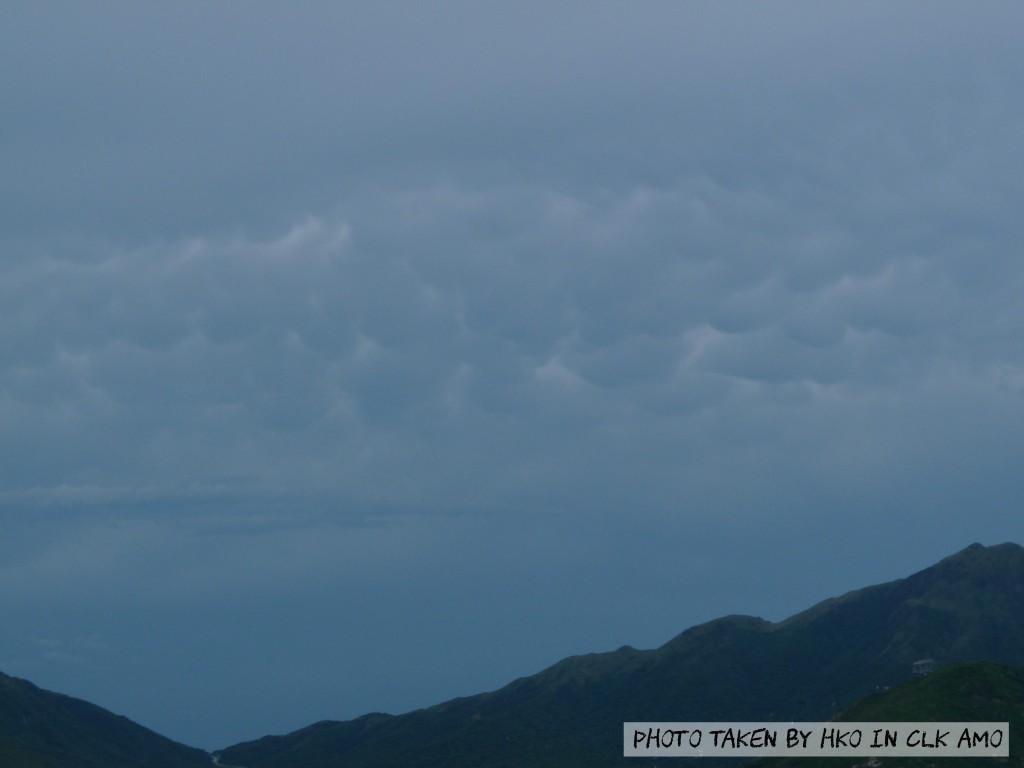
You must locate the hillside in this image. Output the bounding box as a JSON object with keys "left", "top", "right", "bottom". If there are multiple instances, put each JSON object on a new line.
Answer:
{"left": 756, "top": 659, "right": 1024, "bottom": 768}
{"left": 0, "top": 541, "right": 1020, "bottom": 767}
{"left": 0, "top": 671, "right": 211, "bottom": 768}
{"left": 216, "top": 541, "right": 1024, "bottom": 768}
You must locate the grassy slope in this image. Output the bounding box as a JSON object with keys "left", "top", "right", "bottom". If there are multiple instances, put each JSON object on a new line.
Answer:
{"left": 757, "top": 660, "right": 1024, "bottom": 768}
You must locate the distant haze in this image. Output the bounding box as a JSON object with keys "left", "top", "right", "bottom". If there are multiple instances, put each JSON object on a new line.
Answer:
{"left": 1, "top": 2, "right": 1022, "bottom": 750}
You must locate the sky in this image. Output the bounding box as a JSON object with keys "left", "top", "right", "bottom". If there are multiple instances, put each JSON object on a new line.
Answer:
{"left": 2, "top": 1, "right": 1023, "bottom": 752}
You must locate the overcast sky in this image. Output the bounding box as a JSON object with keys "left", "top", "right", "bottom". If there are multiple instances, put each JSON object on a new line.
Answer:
{"left": 2, "top": 1, "right": 1023, "bottom": 752}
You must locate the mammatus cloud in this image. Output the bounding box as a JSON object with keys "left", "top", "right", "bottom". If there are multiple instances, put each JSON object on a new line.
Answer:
{"left": 3, "top": 167, "right": 1022, "bottom": 522}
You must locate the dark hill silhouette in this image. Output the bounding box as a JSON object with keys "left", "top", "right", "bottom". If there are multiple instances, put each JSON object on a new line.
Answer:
{"left": 0, "top": 669, "right": 211, "bottom": 768}
{"left": 2, "top": 542, "right": 1020, "bottom": 767}
{"left": 216, "top": 541, "right": 1024, "bottom": 768}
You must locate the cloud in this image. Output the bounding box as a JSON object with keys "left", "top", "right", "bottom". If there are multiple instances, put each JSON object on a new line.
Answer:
{"left": 3, "top": 149, "right": 1024, "bottom": 523}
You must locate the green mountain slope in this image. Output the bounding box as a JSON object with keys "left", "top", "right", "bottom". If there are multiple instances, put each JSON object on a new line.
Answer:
{"left": 756, "top": 659, "right": 1024, "bottom": 768}
{"left": 216, "top": 542, "right": 1024, "bottom": 768}
{"left": 0, "top": 671, "right": 212, "bottom": 768}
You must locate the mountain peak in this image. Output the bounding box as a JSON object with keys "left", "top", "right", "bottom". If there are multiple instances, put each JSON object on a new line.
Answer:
{"left": 906, "top": 540, "right": 1024, "bottom": 591}
{"left": 941, "top": 540, "right": 1021, "bottom": 561}
{"left": 220, "top": 542, "right": 1024, "bottom": 767}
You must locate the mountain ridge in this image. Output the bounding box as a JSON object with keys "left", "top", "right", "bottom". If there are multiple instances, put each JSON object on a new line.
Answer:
{"left": 1, "top": 541, "right": 1021, "bottom": 767}
{"left": 216, "top": 541, "right": 1024, "bottom": 767}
